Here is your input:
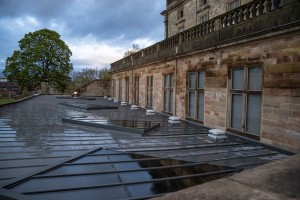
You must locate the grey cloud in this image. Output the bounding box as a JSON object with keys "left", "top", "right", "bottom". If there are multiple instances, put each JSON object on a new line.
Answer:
{"left": 0, "top": 0, "right": 164, "bottom": 41}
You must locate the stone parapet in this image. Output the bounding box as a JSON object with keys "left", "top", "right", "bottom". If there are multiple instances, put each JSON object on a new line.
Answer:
{"left": 111, "top": 1, "right": 300, "bottom": 73}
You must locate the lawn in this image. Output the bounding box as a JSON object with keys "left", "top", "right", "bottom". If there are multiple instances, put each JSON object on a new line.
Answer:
{"left": 0, "top": 98, "right": 15, "bottom": 105}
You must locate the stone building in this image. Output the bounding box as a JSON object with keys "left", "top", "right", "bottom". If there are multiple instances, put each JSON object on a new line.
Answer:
{"left": 0, "top": 79, "right": 20, "bottom": 97}
{"left": 77, "top": 79, "right": 111, "bottom": 97}
{"left": 162, "top": 0, "right": 253, "bottom": 38}
{"left": 110, "top": 0, "right": 300, "bottom": 152}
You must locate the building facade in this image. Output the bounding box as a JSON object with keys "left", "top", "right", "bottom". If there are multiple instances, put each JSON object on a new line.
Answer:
{"left": 162, "top": 0, "right": 253, "bottom": 38}
{"left": 0, "top": 79, "right": 20, "bottom": 97}
{"left": 110, "top": 0, "right": 300, "bottom": 152}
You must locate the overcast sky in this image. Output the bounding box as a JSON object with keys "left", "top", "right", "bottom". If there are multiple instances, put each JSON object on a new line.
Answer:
{"left": 0, "top": 0, "right": 165, "bottom": 77}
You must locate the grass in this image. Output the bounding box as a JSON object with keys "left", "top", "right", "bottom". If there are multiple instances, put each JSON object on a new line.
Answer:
{"left": 0, "top": 98, "right": 16, "bottom": 105}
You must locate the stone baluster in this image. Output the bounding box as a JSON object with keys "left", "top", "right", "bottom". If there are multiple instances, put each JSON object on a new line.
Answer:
{"left": 205, "top": 23, "right": 209, "bottom": 34}
{"left": 226, "top": 14, "right": 231, "bottom": 26}
{"left": 233, "top": 11, "right": 238, "bottom": 24}
{"left": 252, "top": 3, "right": 258, "bottom": 17}
{"left": 238, "top": 9, "right": 244, "bottom": 22}
{"left": 223, "top": 16, "right": 228, "bottom": 28}
{"left": 200, "top": 26, "right": 203, "bottom": 36}
{"left": 274, "top": 0, "right": 280, "bottom": 9}
{"left": 195, "top": 27, "right": 199, "bottom": 37}
{"left": 245, "top": 6, "right": 251, "bottom": 20}
{"left": 211, "top": 20, "right": 216, "bottom": 32}
{"left": 258, "top": 1, "right": 265, "bottom": 15}
{"left": 266, "top": 0, "right": 272, "bottom": 12}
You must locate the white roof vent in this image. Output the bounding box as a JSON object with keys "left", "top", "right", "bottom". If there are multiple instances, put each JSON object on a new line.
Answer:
{"left": 121, "top": 101, "right": 127, "bottom": 106}
{"left": 168, "top": 116, "right": 180, "bottom": 124}
{"left": 108, "top": 97, "right": 113, "bottom": 101}
{"left": 208, "top": 129, "right": 227, "bottom": 141}
{"left": 146, "top": 109, "right": 155, "bottom": 115}
{"left": 131, "top": 105, "right": 139, "bottom": 110}
{"left": 104, "top": 96, "right": 108, "bottom": 99}
{"left": 113, "top": 99, "right": 119, "bottom": 103}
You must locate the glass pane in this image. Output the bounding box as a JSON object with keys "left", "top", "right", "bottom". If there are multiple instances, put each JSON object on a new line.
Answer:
{"left": 170, "top": 74, "right": 174, "bottom": 88}
{"left": 170, "top": 90, "right": 174, "bottom": 113}
{"left": 232, "top": 68, "right": 244, "bottom": 90}
{"left": 150, "top": 89, "right": 153, "bottom": 107}
{"left": 231, "top": 94, "right": 243, "bottom": 130}
{"left": 164, "top": 90, "right": 168, "bottom": 111}
{"left": 189, "top": 92, "right": 196, "bottom": 118}
{"left": 135, "top": 90, "right": 139, "bottom": 104}
{"left": 246, "top": 94, "right": 262, "bottom": 135}
{"left": 164, "top": 75, "right": 169, "bottom": 88}
{"left": 147, "top": 77, "right": 150, "bottom": 87}
{"left": 188, "top": 73, "right": 196, "bottom": 89}
{"left": 197, "top": 91, "right": 204, "bottom": 121}
{"left": 248, "top": 67, "right": 262, "bottom": 91}
{"left": 198, "top": 72, "right": 205, "bottom": 89}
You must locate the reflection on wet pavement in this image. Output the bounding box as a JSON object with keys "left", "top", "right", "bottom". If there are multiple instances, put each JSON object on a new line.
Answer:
{"left": 3, "top": 149, "right": 238, "bottom": 200}
{"left": 0, "top": 95, "right": 291, "bottom": 199}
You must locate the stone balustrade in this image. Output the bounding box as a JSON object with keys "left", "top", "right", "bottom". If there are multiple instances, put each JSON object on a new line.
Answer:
{"left": 111, "top": 0, "right": 300, "bottom": 72}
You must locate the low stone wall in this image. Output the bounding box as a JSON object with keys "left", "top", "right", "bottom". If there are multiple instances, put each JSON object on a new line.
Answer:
{"left": 78, "top": 80, "right": 111, "bottom": 97}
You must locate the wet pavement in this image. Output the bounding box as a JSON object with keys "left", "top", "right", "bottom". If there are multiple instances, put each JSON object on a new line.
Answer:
{"left": 0, "top": 95, "right": 292, "bottom": 199}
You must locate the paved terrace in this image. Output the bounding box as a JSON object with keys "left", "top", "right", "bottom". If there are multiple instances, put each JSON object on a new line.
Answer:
{"left": 0, "top": 95, "right": 295, "bottom": 200}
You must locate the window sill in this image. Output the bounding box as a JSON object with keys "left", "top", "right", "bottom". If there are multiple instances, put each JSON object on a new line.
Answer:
{"left": 226, "top": 128, "right": 259, "bottom": 140}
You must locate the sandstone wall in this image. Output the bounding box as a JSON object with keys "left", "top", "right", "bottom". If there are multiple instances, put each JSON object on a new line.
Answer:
{"left": 79, "top": 80, "right": 110, "bottom": 97}
{"left": 112, "top": 30, "right": 300, "bottom": 152}
{"left": 167, "top": 0, "right": 253, "bottom": 37}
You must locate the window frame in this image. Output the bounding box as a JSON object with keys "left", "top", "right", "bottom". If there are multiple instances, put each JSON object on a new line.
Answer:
{"left": 163, "top": 74, "right": 174, "bottom": 114}
{"left": 125, "top": 77, "right": 130, "bottom": 102}
{"left": 113, "top": 79, "right": 116, "bottom": 98}
{"left": 199, "top": 13, "right": 208, "bottom": 24}
{"left": 198, "top": 0, "right": 208, "bottom": 6}
{"left": 146, "top": 76, "right": 153, "bottom": 108}
{"left": 228, "top": 0, "right": 240, "bottom": 11}
{"left": 118, "top": 79, "right": 122, "bottom": 100}
{"left": 187, "top": 71, "right": 206, "bottom": 123}
{"left": 134, "top": 76, "right": 139, "bottom": 105}
{"left": 228, "top": 65, "right": 263, "bottom": 139}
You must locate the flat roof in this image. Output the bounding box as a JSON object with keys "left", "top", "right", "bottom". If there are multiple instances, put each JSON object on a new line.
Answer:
{"left": 0, "top": 96, "right": 292, "bottom": 199}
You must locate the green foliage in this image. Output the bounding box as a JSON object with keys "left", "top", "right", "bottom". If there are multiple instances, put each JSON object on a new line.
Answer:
{"left": 99, "top": 68, "right": 111, "bottom": 81}
{"left": 0, "top": 98, "right": 15, "bottom": 105}
{"left": 123, "top": 43, "right": 140, "bottom": 57}
{"left": 3, "top": 29, "right": 73, "bottom": 92}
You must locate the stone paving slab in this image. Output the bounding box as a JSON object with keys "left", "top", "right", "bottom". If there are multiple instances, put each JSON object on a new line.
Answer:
{"left": 150, "top": 154, "right": 300, "bottom": 200}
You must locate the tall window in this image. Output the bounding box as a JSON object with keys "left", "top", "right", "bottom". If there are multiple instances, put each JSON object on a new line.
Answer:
{"left": 146, "top": 76, "right": 153, "bottom": 108}
{"left": 178, "top": 26, "right": 184, "bottom": 33}
{"left": 188, "top": 71, "right": 205, "bottom": 122}
{"left": 229, "top": 66, "right": 262, "bottom": 136}
{"left": 113, "top": 79, "right": 116, "bottom": 98}
{"left": 125, "top": 77, "right": 129, "bottom": 102}
{"left": 178, "top": 7, "right": 184, "bottom": 19}
{"left": 198, "top": 0, "right": 208, "bottom": 6}
{"left": 199, "top": 14, "right": 208, "bottom": 24}
{"left": 134, "top": 76, "right": 139, "bottom": 105}
{"left": 118, "top": 79, "right": 122, "bottom": 100}
{"left": 228, "top": 0, "right": 240, "bottom": 11}
{"left": 163, "top": 74, "right": 174, "bottom": 114}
